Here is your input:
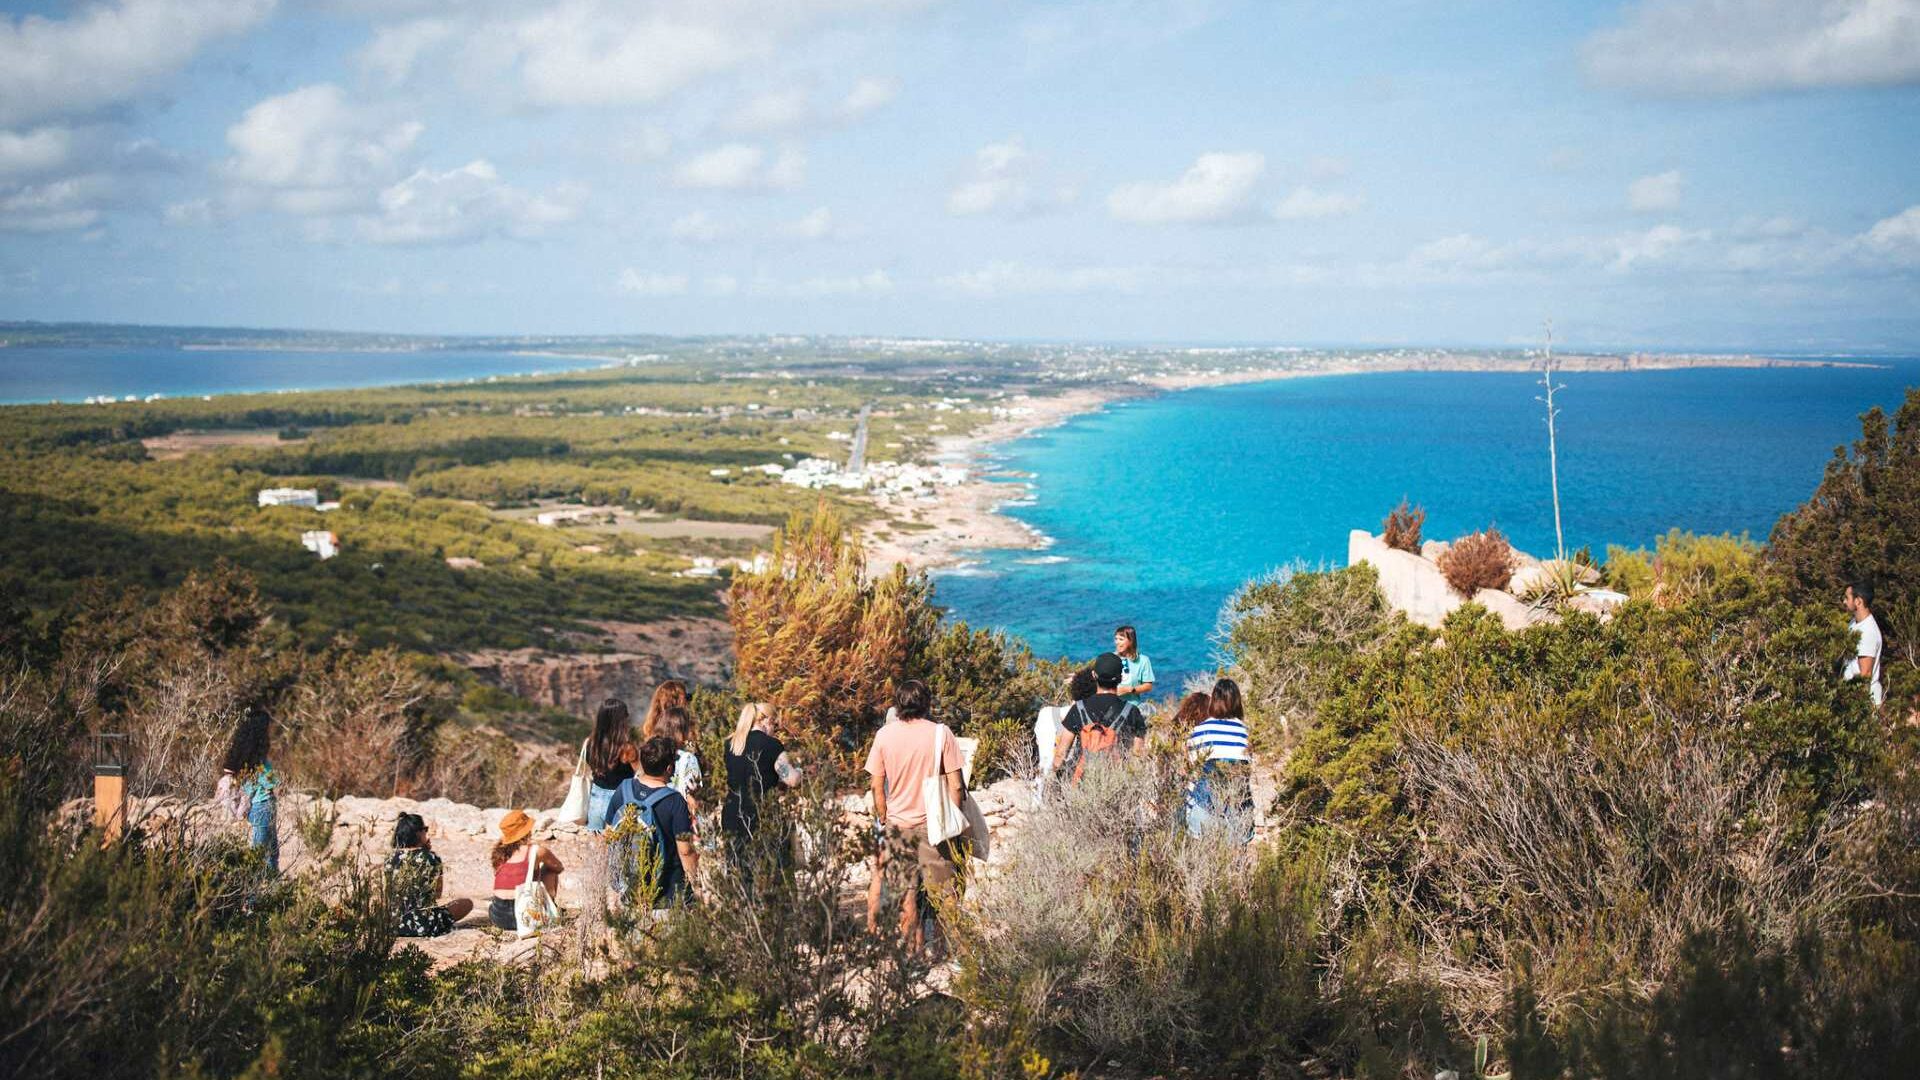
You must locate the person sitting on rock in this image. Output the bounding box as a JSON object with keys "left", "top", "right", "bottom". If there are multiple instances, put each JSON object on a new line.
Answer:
{"left": 488, "top": 809, "right": 564, "bottom": 931}
{"left": 387, "top": 811, "right": 472, "bottom": 937}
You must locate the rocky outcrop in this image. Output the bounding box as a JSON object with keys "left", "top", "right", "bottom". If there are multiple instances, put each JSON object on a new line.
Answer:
{"left": 1348, "top": 528, "right": 1626, "bottom": 631}
{"left": 460, "top": 617, "right": 733, "bottom": 714}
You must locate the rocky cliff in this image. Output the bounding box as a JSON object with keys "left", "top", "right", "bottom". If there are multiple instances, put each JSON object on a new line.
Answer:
{"left": 461, "top": 617, "right": 734, "bottom": 715}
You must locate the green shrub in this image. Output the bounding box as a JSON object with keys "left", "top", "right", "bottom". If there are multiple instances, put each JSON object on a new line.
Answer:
{"left": 1217, "top": 561, "right": 1407, "bottom": 750}
{"left": 1768, "top": 387, "right": 1920, "bottom": 712}
{"left": 1604, "top": 529, "right": 1761, "bottom": 605}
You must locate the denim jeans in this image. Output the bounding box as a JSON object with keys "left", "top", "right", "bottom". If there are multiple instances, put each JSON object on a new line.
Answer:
{"left": 247, "top": 795, "right": 279, "bottom": 872}
{"left": 587, "top": 783, "right": 617, "bottom": 833}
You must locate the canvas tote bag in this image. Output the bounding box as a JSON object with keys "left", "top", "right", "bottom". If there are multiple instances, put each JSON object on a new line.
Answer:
{"left": 556, "top": 740, "right": 589, "bottom": 825}
{"left": 921, "top": 724, "right": 968, "bottom": 845}
{"left": 513, "top": 844, "right": 561, "bottom": 938}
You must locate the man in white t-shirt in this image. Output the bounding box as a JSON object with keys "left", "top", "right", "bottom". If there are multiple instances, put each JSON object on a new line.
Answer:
{"left": 1843, "top": 581, "right": 1885, "bottom": 708}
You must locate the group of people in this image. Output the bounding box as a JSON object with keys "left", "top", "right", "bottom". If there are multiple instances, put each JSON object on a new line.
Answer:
{"left": 223, "top": 588, "right": 1891, "bottom": 945}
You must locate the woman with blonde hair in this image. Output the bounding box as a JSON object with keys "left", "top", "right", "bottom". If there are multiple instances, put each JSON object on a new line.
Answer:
{"left": 724, "top": 702, "right": 801, "bottom": 891}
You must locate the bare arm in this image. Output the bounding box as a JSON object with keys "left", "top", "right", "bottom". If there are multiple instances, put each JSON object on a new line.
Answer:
{"left": 677, "top": 836, "right": 699, "bottom": 884}
{"left": 944, "top": 768, "right": 964, "bottom": 806}
{"left": 1052, "top": 730, "right": 1075, "bottom": 769}
{"left": 775, "top": 752, "right": 802, "bottom": 788}
{"left": 869, "top": 770, "right": 887, "bottom": 824}
{"left": 1860, "top": 655, "right": 1877, "bottom": 681}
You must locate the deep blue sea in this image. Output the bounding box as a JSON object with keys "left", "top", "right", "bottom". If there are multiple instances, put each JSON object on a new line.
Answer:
{"left": 935, "top": 363, "right": 1920, "bottom": 687}
{"left": 0, "top": 346, "right": 602, "bottom": 405}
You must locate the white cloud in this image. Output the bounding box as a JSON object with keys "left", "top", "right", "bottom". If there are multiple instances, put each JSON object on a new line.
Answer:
{"left": 355, "top": 17, "right": 458, "bottom": 88}
{"left": 357, "top": 160, "right": 585, "bottom": 245}
{"left": 837, "top": 76, "right": 900, "bottom": 119}
{"left": 672, "top": 143, "right": 805, "bottom": 191}
{"left": 1627, "top": 169, "right": 1684, "bottom": 212}
{"left": 668, "top": 210, "right": 732, "bottom": 243}
{"left": 726, "top": 86, "right": 812, "bottom": 133}
{"left": 1864, "top": 205, "right": 1920, "bottom": 259}
{"left": 617, "top": 269, "right": 690, "bottom": 296}
{"left": 370, "top": 1, "right": 925, "bottom": 112}
{"left": 945, "top": 137, "right": 1076, "bottom": 217}
{"left": 1395, "top": 224, "right": 1713, "bottom": 281}
{"left": 219, "top": 84, "right": 424, "bottom": 216}
{"left": 0, "top": 127, "right": 78, "bottom": 179}
{"left": 1271, "top": 186, "right": 1365, "bottom": 221}
{"left": 937, "top": 261, "right": 1150, "bottom": 296}
{"left": 1584, "top": 0, "right": 1920, "bottom": 95}
{"left": 779, "top": 206, "right": 835, "bottom": 240}
{"left": 0, "top": 0, "right": 275, "bottom": 126}
{"left": 793, "top": 269, "right": 892, "bottom": 296}
{"left": 0, "top": 175, "right": 116, "bottom": 232}
{"left": 1107, "top": 151, "right": 1265, "bottom": 225}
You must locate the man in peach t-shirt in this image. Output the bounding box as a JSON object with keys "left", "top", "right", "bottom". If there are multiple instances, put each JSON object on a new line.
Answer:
{"left": 864, "top": 679, "right": 965, "bottom": 949}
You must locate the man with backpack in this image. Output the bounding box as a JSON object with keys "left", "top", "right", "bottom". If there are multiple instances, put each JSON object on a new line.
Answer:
{"left": 605, "top": 735, "right": 700, "bottom": 907}
{"left": 1052, "top": 652, "right": 1149, "bottom": 782}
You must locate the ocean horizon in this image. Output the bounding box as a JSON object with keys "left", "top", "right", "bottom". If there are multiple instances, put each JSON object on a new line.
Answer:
{"left": 0, "top": 345, "right": 605, "bottom": 405}
{"left": 935, "top": 361, "right": 1920, "bottom": 689}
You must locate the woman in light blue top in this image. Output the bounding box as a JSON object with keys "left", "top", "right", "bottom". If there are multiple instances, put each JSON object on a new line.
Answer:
{"left": 1113, "top": 625, "right": 1154, "bottom": 705}
{"left": 221, "top": 707, "right": 280, "bottom": 872}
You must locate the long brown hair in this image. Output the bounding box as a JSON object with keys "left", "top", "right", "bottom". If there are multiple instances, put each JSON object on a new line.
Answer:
{"left": 642, "top": 680, "right": 689, "bottom": 738}
{"left": 587, "top": 697, "right": 632, "bottom": 776}
{"left": 1209, "top": 678, "right": 1244, "bottom": 721}
{"left": 489, "top": 838, "right": 526, "bottom": 868}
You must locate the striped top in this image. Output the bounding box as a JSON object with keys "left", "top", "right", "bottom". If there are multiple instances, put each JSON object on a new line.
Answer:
{"left": 1186, "top": 718, "right": 1251, "bottom": 763}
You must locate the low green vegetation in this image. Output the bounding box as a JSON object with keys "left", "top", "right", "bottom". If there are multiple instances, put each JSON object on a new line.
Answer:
{"left": 6, "top": 360, "right": 1920, "bottom": 1077}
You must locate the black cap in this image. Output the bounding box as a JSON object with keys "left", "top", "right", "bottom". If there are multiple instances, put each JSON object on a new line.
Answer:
{"left": 1093, "top": 652, "right": 1123, "bottom": 681}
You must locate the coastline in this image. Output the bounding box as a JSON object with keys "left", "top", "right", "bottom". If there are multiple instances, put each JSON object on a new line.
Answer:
{"left": 866, "top": 352, "right": 1890, "bottom": 574}
{"left": 862, "top": 385, "right": 1131, "bottom": 574}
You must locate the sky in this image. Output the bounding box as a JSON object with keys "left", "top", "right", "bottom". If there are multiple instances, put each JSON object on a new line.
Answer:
{"left": 0, "top": 0, "right": 1917, "bottom": 350}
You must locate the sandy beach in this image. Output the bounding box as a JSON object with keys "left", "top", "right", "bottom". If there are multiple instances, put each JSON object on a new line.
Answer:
{"left": 862, "top": 385, "right": 1125, "bottom": 574}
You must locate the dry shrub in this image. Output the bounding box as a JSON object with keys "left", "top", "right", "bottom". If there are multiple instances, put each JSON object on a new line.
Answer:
{"left": 728, "top": 502, "right": 910, "bottom": 746}
{"left": 1382, "top": 499, "right": 1426, "bottom": 553}
{"left": 280, "top": 645, "right": 442, "bottom": 797}
{"left": 1437, "top": 527, "right": 1516, "bottom": 595}
{"left": 1396, "top": 717, "right": 1869, "bottom": 1032}
{"left": 951, "top": 748, "right": 1305, "bottom": 1065}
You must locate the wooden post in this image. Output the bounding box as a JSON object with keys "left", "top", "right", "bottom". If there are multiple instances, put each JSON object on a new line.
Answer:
{"left": 93, "top": 732, "right": 129, "bottom": 845}
{"left": 94, "top": 765, "right": 126, "bottom": 844}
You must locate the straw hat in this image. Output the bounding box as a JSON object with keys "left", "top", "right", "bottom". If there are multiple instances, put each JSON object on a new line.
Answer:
{"left": 497, "top": 809, "right": 533, "bottom": 846}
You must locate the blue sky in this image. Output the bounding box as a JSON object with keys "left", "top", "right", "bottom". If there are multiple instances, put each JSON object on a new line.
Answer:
{"left": 1, "top": 0, "right": 1917, "bottom": 350}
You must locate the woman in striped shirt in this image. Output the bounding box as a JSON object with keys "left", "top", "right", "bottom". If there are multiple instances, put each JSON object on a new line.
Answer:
{"left": 1184, "top": 678, "right": 1255, "bottom": 843}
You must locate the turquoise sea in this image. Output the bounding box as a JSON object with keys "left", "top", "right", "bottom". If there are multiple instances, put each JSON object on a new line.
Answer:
{"left": 0, "top": 346, "right": 601, "bottom": 405}
{"left": 934, "top": 363, "right": 1920, "bottom": 688}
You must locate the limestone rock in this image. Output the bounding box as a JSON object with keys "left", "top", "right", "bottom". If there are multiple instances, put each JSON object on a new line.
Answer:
{"left": 1349, "top": 529, "right": 1461, "bottom": 628}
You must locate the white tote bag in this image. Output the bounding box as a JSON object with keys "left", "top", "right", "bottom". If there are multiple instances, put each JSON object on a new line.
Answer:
{"left": 556, "top": 740, "right": 589, "bottom": 825}
{"left": 513, "top": 844, "right": 561, "bottom": 938}
{"left": 921, "top": 724, "right": 968, "bottom": 845}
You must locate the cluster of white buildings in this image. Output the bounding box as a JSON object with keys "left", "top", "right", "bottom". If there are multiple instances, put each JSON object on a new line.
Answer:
{"left": 774, "top": 457, "right": 966, "bottom": 494}
{"left": 677, "top": 553, "right": 774, "bottom": 579}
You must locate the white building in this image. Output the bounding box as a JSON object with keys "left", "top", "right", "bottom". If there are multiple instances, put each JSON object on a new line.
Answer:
{"left": 259, "top": 488, "right": 320, "bottom": 508}
{"left": 301, "top": 531, "right": 338, "bottom": 560}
